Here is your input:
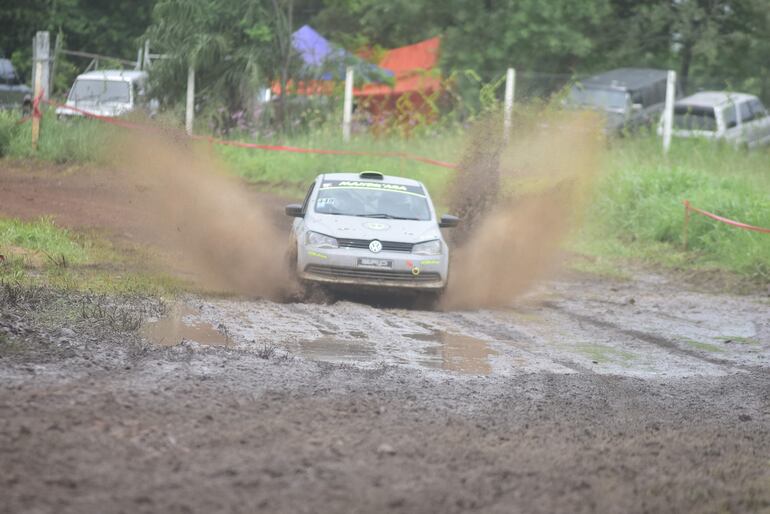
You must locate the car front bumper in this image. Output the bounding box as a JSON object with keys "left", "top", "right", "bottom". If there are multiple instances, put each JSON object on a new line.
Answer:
{"left": 297, "top": 246, "right": 448, "bottom": 291}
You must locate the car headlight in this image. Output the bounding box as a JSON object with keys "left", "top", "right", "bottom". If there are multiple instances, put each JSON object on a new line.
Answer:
{"left": 413, "top": 239, "right": 441, "bottom": 255}
{"left": 306, "top": 231, "right": 338, "bottom": 249}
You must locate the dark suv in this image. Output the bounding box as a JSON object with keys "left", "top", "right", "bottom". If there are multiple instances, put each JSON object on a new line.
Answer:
{"left": 566, "top": 68, "right": 675, "bottom": 135}
{"left": 0, "top": 59, "right": 32, "bottom": 112}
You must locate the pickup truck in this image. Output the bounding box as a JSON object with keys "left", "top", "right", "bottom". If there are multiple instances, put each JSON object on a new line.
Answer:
{"left": 665, "top": 91, "right": 770, "bottom": 149}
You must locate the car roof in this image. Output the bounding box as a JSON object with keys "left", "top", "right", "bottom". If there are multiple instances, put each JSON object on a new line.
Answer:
{"left": 320, "top": 172, "right": 424, "bottom": 187}
{"left": 75, "top": 69, "right": 148, "bottom": 82}
{"left": 676, "top": 91, "right": 757, "bottom": 108}
{"left": 578, "top": 68, "right": 669, "bottom": 90}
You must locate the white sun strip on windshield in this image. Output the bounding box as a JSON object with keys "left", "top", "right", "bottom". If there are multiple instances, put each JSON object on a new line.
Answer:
{"left": 320, "top": 180, "right": 426, "bottom": 198}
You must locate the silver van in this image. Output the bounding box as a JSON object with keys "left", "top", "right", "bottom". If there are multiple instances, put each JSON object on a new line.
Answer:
{"left": 56, "top": 69, "right": 151, "bottom": 118}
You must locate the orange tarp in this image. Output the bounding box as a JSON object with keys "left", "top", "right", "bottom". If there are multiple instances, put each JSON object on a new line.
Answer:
{"left": 271, "top": 36, "right": 442, "bottom": 97}
{"left": 355, "top": 37, "right": 441, "bottom": 97}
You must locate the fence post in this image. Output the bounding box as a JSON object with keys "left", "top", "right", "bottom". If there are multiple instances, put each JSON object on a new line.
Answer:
{"left": 682, "top": 200, "right": 690, "bottom": 250}
{"left": 143, "top": 40, "right": 151, "bottom": 70}
{"left": 31, "top": 31, "right": 50, "bottom": 151}
{"left": 185, "top": 65, "right": 195, "bottom": 135}
{"left": 342, "top": 66, "right": 353, "bottom": 143}
{"left": 662, "top": 69, "right": 676, "bottom": 155}
{"left": 503, "top": 67, "right": 515, "bottom": 141}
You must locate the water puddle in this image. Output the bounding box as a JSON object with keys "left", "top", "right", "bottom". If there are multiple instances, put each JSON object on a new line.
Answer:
{"left": 296, "top": 335, "right": 376, "bottom": 365}
{"left": 142, "top": 305, "right": 231, "bottom": 347}
{"left": 410, "top": 332, "right": 497, "bottom": 375}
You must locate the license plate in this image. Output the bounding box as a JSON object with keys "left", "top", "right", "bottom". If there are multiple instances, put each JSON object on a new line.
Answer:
{"left": 357, "top": 258, "right": 392, "bottom": 269}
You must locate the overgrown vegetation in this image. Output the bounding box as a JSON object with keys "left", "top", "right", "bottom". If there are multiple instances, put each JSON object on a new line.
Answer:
{"left": 577, "top": 135, "right": 770, "bottom": 281}
{"left": 0, "top": 110, "right": 109, "bottom": 164}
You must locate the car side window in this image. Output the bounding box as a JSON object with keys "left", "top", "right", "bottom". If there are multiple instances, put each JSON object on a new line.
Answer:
{"left": 723, "top": 105, "right": 738, "bottom": 129}
{"left": 738, "top": 101, "right": 753, "bottom": 124}
{"left": 301, "top": 181, "right": 315, "bottom": 214}
{"left": 749, "top": 99, "right": 768, "bottom": 120}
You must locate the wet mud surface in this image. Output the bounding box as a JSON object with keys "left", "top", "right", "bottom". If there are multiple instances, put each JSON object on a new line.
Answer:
{"left": 2, "top": 271, "right": 769, "bottom": 514}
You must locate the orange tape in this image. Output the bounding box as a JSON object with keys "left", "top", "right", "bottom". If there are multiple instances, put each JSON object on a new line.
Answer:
{"left": 41, "top": 99, "right": 458, "bottom": 170}
{"left": 683, "top": 200, "right": 770, "bottom": 234}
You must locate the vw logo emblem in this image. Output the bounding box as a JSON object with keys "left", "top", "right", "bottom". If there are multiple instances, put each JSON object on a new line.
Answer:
{"left": 368, "top": 240, "right": 383, "bottom": 253}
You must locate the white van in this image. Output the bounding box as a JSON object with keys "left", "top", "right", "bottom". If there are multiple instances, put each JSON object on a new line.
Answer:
{"left": 56, "top": 69, "right": 152, "bottom": 118}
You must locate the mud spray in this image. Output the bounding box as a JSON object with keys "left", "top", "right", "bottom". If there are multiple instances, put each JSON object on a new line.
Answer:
{"left": 106, "top": 111, "right": 600, "bottom": 307}
{"left": 108, "top": 131, "right": 290, "bottom": 298}
{"left": 443, "top": 110, "right": 603, "bottom": 309}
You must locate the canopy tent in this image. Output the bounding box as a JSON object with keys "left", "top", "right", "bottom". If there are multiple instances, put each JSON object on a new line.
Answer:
{"left": 287, "top": 25, "right": 392, "bottom": 84}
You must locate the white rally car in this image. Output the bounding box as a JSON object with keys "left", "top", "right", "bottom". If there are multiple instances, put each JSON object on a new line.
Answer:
{"left": 285, "top": 171, "right": 459, "bottom": 300}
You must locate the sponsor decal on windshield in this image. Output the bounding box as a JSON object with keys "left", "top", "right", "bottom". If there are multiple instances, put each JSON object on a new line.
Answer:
{"left": 321, "top": 180, "right": 425, "bottom": 197}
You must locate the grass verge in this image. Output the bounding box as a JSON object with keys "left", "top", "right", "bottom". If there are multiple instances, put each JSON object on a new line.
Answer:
{"left": 0, "top": 216, "right": 184, "bottom": 296}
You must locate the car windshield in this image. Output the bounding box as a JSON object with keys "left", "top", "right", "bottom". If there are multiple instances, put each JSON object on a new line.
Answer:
{"left": 69, "top": 79, "right": 130, "bottom": 103}
{"left": 568, "top": 86, "right": 629, "bottom": 112}
{"left": 314, "top": 181, "right": 431, "bottom": 221}
{"left": 674, "top": 105, "right": 717, "bottom": 131}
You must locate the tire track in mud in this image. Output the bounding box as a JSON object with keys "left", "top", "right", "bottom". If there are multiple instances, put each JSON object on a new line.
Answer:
{"left": 540, "top": 301, "right": 745, "bottom": 370}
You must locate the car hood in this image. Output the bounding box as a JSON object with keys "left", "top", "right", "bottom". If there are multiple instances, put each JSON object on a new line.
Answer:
{"left": 306, "top": 214, "right": 441, "bottom": 243}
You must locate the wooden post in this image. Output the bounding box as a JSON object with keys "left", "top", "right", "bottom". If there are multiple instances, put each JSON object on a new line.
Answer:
{"left": 185, "top": 65, "right": 195, "bottom": 135}
{"left": 342, "top": 66, "right": 353, "bottom": 143}
{"left": 503, "top": 68, "right": 515, "bottom": 141}
{"left": 682, "top": 200, "right": 690, "bottom": 250}
{"left": 31, "top": 31, "right": 50, "bottom": 151}
{"left": 31, "top": 60, "right": 43, "bottom": 150}
{"left": 662, "top": 70, "right": 676, "bottom": 155}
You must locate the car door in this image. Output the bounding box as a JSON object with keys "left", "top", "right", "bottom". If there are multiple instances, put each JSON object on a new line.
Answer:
{"left": 746, "top": 99, "right": 770, "bottom": 147}
{"left": 720, "top": 102, "right": 740, "bottom": 144}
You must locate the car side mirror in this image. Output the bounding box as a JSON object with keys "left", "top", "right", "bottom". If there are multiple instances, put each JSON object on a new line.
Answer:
{"left": 439, "top": 214, "right": 459, "bottom": 228}
{"left": 285, "top": 204, "right": 303, "bottom": 218}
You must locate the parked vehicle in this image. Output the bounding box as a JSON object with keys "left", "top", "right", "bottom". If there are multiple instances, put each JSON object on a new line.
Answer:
{"left": 55, "top": 69, "right": 154, "bottom": 118}
{"left": 566, "top": 68, "right": 673, "bottom": 134}
{"left": 0, "top": 58, "right": 32, "bottom": 112}
{"left": 285, "top": 171, "right": 459, "bottom": 301}
{"left": 663, "top": 91, "right": 770, "bottom": 149}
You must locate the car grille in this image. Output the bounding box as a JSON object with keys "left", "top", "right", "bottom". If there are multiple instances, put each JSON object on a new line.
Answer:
{"left": 336, "top": 238, "right": 414, "bottom": 253}
{"left": 305, "top": 265, "right": 441, "bottom": 283}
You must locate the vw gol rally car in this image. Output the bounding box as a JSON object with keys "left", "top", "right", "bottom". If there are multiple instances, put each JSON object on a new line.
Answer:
{"left": 285, "top": 172, "right": 459, "bottom": 298}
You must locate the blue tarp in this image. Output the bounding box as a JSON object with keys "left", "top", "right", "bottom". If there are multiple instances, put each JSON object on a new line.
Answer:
{"left": 292, "top": 25, "right": 392, "bottom": 83}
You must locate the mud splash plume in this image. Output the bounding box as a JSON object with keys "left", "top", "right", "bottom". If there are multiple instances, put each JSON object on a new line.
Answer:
{"left": 445, "top": 111, "right": 603, "bottom": 309}
{"left": 108, "top": 131, "right": 289, "bottom": 298}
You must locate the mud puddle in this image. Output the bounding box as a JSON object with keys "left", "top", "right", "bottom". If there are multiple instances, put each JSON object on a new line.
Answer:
{"left": 142, "top": 305, "right": 231, "bottom": 347}
{"left": 410, "top": 332, "right": 497, "bottom": 374}
{"left": 297, "top": 335, "right": 377, "bottom": 365}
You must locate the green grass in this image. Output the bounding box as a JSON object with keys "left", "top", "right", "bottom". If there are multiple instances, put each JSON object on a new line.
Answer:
{"left": 576, "top": 134, "right": 770, "bottom": 282}
{"left": 215, "top": 127, "right": 462, "bottom": 200}
{"left": 0, "top": 217, "right": 88, "bottom": 265}
{"left": 0, "top": 216, "right": 183, "bottom": 295}
{"left": 0, "top": 110, "right": 110, "bottom": 164}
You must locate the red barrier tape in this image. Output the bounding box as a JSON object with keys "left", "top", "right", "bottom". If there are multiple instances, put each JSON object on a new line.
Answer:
{"left": 683, "top": 200, "right": 770, "bottom": 234}
{"left": 42, "top": 98, "right": 458, "bottom": 169}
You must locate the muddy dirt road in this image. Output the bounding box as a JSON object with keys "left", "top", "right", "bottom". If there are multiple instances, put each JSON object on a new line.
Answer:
{"left": 2, "top": 270, "right": 769, "bottom": 513}
{"left": 1, "top": 162, "right": 769, "bottom": 513}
